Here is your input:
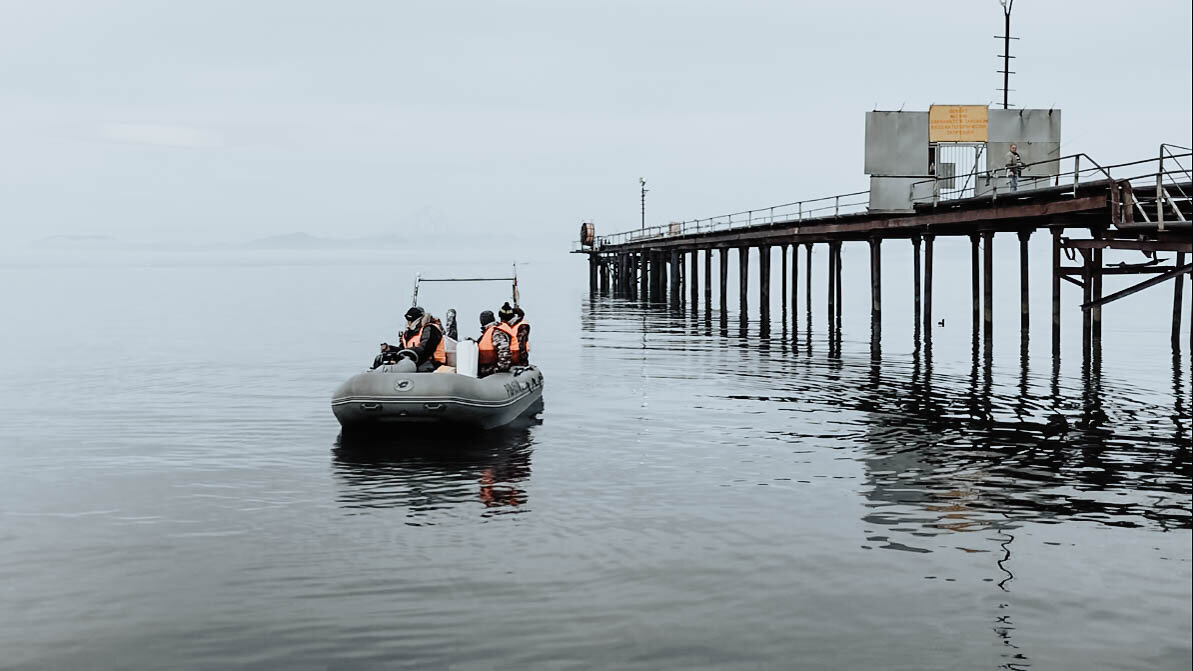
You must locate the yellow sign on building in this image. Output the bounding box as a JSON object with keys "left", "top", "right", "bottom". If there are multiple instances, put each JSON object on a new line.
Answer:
{"left": 929, "top": 105, "right": 988, "bottom": 142}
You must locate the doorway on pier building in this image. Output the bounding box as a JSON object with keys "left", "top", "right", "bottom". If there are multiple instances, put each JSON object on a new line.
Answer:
{"left": 928, "top": 142, "right": 987, "bottom": 200}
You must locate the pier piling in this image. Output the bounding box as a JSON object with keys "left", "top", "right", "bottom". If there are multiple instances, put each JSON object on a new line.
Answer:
{"left": 1175, "top": 251, "right": 1186, "bottom": 349}
{"left": 869, "top": 238, "right": 882, "bottom": 337}
{"left": 1081, "top": 249, "right": 1093, "bottom": 358}
{"left": 739, "top": 247, "right": 750, "bottom": 316}
{"left": 1052, "top": 229, "right": 1062, "bottom": 354}
{"left": 924, "top": 234, "right": 934, "bottom": 342}
{"left": 805, "top": 244, "right": 813, "bottom": 329}
{"left": 970, "top": 234, "right": 981, "bottom": 337}
{"left": 696, "top": 249, "right": 706, "bottom": 310}
{"left": 639, "top": 252, "right": 648, "bottom": 301}
{"left": 1092, "top": 245, "right": 1103, "bottom": 351}
{"left": 912, "top": 235, "right": 921, "bottom": 339}
{"left": 791, "top": 243, "right": 799, "bottom": 336}
{"left": 760, "top": 246, "right": 771, "bottom": 322}
{"left": 983, "top": 231, "right": 994, "bottom": 350}
{"left": 719, "top": 248, "right": 729, "bottom": 315}
{"left": 629, "top": 254, "right": 638, "bottom": 300}
{"left": 670, "top": 250, "right": 681, "bottom": 307}
{"left": 1018, "top": 230, "right": 1031, "bottom": 341}
{"left": 659, "top": 250, "right": 668, "bottom": 302}
{"left": 834, "top": 242, "right": 843, "bottom": 329}
{"left": 780, "top": 244, "right": 788, "bottom": 317}
{"left": 826, "top": 243, "right": 836, "bottom": 334}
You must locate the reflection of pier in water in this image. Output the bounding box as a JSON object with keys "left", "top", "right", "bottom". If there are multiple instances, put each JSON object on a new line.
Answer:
{"left": 582, "top": 298, "right": 1190, "bottom": 538}
{"left": 583, "top": 297, "right": 1187, "bottom": 671}
{"left": 858, "top": 344, "right": 1189, "bottom": 542}
{"left": 332, "top": 415, "right": 540, "bottom": 521}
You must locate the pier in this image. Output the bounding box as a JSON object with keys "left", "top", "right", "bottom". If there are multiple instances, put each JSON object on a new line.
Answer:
{"left": 575, "top": 136, "right": 1192, "bottom": 360}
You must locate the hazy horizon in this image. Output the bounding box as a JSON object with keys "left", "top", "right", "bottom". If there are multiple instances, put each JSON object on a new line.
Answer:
{"left": 1, "top": 1, "right": 1190, "bottom": 253}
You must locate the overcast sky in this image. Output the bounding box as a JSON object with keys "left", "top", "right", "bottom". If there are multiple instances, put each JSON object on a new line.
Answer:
{"left": 1, "top": 0, "right": 1189, "bottom": 251}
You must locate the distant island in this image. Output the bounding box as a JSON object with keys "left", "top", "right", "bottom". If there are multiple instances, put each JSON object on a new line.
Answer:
{"left": 31, "top": 235, "right": 124, "bottom": 250}
{"left": 241, "top": 232, "right": 407, "bottom": 250}
{"left": 28, "top": 229, "right": 540, "bottom": 252}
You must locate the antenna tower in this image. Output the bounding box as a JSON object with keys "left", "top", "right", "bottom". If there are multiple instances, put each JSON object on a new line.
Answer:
{"left": 996, "top": 0, "right": 1018, "bottom": 108}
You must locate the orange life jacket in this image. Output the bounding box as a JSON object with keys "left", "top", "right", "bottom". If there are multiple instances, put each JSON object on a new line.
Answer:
{"left": 477, "top": 323, "right": 503, "bottom": 366}
{"left": 401, "top": 322, "right": 446, "bottom": 365}
{"left": 496, "top": 322, "right": 519, "bottom": 360}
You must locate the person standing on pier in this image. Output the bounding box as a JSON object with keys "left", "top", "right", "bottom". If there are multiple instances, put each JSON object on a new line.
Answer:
{"left": 1005, "top": 143, "right": 1024, "bottom": 191}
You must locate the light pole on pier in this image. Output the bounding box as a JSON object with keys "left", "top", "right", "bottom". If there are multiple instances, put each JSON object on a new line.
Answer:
{"left": 639, "top": 177, "right": 648, "bottom": 231}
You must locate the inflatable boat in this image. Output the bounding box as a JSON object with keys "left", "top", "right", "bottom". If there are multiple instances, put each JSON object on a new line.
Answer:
{"left": 332, "top": 360, "right": 544, "bottom": 431}
{"left": 332, "top": 270, "right": 544, "bottom": 433}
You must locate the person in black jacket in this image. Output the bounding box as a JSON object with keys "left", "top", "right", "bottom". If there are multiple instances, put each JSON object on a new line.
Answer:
{"left": 399, "top": 306, "right": 445, "bottom": 372}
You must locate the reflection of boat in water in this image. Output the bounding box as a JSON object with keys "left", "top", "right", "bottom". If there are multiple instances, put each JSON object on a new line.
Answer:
{"left": 332, "top": 271, "right": 545, "bottom": 433}
{"left": 333, "top": 404, "right": 541, "bottom": 515}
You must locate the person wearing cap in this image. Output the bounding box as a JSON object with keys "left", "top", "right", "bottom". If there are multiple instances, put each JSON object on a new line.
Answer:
{"left": 511, "top": 306, "right": 531, "bottom": 366}
{"left": 494, "top": 302, "right": 520, "bottom": 360}
{"left": 476, "top": 310, "right": 512, "bottom": 378}
{"left": 497, "top": 302, "right": 530, "bottom": 367}
{"left": 398, "top": 306, "right": 446, "bottom": 372}
{"left": 371, "top": 342, "right": 402, "bottom": 369}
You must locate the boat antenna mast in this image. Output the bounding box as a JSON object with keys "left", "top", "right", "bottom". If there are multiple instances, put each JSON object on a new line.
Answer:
{"left": 512, "top": 263, "right": 520, "bottom": 308}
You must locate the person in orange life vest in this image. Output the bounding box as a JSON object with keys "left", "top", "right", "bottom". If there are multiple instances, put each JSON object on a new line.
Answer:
{"left": 399, "top": 306, "right": 446, "bottom": 372}
{"left": 510, "top": 306, "right": 531, "bottom": 366}
{"left": 476, "top": 310, "right": 512, "bottom": 378}
{"left": 496, "top": 302, "right": 524, "bottom": 365}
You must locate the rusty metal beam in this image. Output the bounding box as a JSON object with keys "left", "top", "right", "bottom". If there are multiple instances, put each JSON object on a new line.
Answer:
{"left": 1060, "top": 238, "right": 1193, "bottom": 253}
{"left": 1081, "top": 263, "right": 1193, "bottom": 310}
{"left": 1059, "top": 265, "right": 1181, "bottom": 275}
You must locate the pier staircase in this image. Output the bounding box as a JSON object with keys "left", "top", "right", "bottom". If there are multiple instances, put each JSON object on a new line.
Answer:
{"left": 1121, "top": 144, "right": 1193, "bottom": 230}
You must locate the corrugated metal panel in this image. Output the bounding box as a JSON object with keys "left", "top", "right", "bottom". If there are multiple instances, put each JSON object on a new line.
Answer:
{"left": 988, "top": 108, "right": 1061, "bottom": 143}
{"left": 936, "top": 162, "right": 956, "bottom": 189}
{"left": 864, "top": 111, "right": 929, "bottom": 175}
{"left": 868, "top": 176, "right": 919, "bottom": 212}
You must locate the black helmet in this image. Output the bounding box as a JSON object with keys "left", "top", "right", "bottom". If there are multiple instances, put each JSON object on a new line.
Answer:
{"left": 404, "top": 306, "right": 424, "bottom": 322}
{"left": 479, "top": 310, "right": 496, "bottom": 327}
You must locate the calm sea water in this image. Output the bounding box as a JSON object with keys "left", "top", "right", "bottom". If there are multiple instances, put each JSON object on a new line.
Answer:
{"left": 1, "top": 245, "right": 1189, "bottom": 670}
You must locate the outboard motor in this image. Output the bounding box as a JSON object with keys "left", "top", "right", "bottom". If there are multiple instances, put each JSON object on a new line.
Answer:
{"left": 444, "top": 308, "right": 458, "bottom": 340}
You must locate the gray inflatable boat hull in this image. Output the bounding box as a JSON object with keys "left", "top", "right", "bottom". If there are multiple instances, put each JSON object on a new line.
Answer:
{"left": 332, "top": 365, "right": 544, "bottom": 431}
